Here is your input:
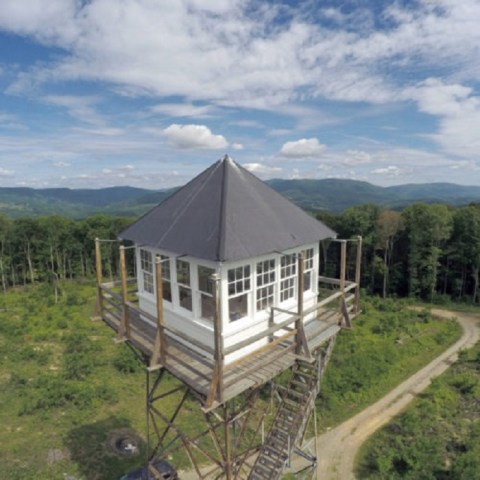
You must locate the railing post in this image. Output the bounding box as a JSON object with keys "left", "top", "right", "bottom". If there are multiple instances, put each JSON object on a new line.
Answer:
{"left": 268, "top": 308, "right": 274, "bottom": 343}
{"left": 151, "top": 255, "right": 166, "bottom": 368}
{"left": 93, "top": 237, "right": 103, "bottom": 320}
{"left": 354, "top": 235, "right": 362, "bottom": 314}
{"left": 212, "top": 273, "right": 224, "bottom": 403}
{"left": 296, "top": 252, "right": 305, "bottom": 355}
{"left": 118, "top": 246, "right": 130, "bottom": 339}
{"left": 339, "top": 240, "right": 347, "bottom": 294}
{"left": 339, "top": 240, "right": 347, "bottom": 325}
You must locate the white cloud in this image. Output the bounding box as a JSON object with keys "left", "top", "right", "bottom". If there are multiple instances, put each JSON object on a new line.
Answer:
{"left": 2, "top": 1, "right": 479, "bottom": 110}
{"left": 74, "top": 127, "right": 125, "bottom": 136}
{"left": 371, "top": 165, "right": 402, "bottom": 177}
{"left": 52, "top": 161, "right": 70, "bottom": 168}
{"left": 150, "top": 103, "right": 215, "bottom": 118}
{"left": 405, "top": 78, "right": 480, "bottom": 158}
{"left": 343, "top": 150, "right": 374, "bottom": 165}
{"left": 43, "top": 95, "right": 104, "bottom": 126}
{"left": 232, "top": 143, "right": 244, "bottom": 150}
{"left": 163, "top": 124, "right": 228, "bottom": 150}
{"left": 280, "top": 138, "right": 326, "bottom": 158}
{"left": 0, "top": 167, "right": 14, "bottom": 177}
{"left": 243, "top": 163, "right": 282, "bottom": 176}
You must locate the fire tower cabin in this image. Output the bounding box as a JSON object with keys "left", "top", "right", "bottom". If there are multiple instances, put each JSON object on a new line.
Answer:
{"left": 96, "top": 155, "right": 362, "bottom": 409}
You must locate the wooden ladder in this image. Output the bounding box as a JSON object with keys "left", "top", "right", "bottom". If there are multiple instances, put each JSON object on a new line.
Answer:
{"left": 248, "top": 357, "right": 324, "bottom": 480}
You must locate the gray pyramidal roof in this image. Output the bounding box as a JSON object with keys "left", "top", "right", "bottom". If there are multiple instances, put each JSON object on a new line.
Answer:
{"left": 119, "top": 156, "right": 336, "bottom": 262}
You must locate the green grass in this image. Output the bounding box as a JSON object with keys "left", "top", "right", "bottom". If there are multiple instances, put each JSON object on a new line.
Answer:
{"left": 0, "top": 284, "right": 466, "bottom": 479}
{"left": 316, "top": 297, "right": 464, "bottom": 430}
{"left": 355, "top": 342, "right": 480, "bottom": 479}
{"left": 0, "top": 282, "right": 200, "bottom": 479}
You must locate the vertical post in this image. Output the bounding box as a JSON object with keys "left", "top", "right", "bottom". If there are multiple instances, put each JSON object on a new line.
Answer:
{"left": 339, "top": 240, "right": 347, "bottom": 324}
{"left": 146, "top": 369, "right": 150, "bottom": 464}
{"left": 94, "top": 238, "right": 103, "bottom": 319}
{"left": 339, "top": 240, "right": 347, "bottom": 294}
{"left": 212, "top": 273, "right": 224, "bottom": 402}
{"left": 224, "top": 402, "right": 233, "bottom": 480}
{"left": 354, "top": 235, "right": 362, "bottom": 314}
{"left": 152, "top": 256, "right": 166, "bottom": 366}
{"left": 119, "top": 246, "right": 130, "bottom": 338}
{"left": 296, "top": 252, "right": 305, "bottom": 355}
{"left": 268, "top": 308, "right": 274, "bottom": 343}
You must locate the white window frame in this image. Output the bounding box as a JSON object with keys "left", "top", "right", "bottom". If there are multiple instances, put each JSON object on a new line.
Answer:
{"left": 227, "top": 264, "right": 251, "bottom": 322}
{"left": 280, "top": 253, "right": 297, "bottom": 303}
{"left": 303, "top": 248, "right": 314, "bottom": 293}
{"left": 176, "top": 258, "right": 193, "bottom": 312}
{"left": 140, "top": 248, "right": 154, "bottom": 295}
{"left": 197, "top": 264, "right": 215, "bottom": 322}
{"left": 160, "top": 254, "right": 172, "bottom": 303}
{"left": 256, "top": 258, "right": 276, "bottom": 312}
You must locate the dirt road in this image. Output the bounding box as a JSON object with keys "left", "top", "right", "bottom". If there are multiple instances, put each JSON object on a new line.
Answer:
{"left": 314, "top": 309, "right": 480, "bottom": 480}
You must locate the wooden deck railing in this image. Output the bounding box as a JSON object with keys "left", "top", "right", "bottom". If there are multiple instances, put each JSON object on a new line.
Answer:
{"left": 94, "top": 237, "right": 362, "bottom": 406}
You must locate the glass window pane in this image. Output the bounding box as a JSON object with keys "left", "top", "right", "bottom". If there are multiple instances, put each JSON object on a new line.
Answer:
{"left": 140, "top": 249, "right": 153, "bottom": 273}
{"left": 176, "top": 259, "right": 190, "bottom": 286}
{"left": 303, "top": 272, "right": 311, "bottom": 292}
{"left": 229, "top": 294, "right": 248, "bottom": 322}
{"left": 178, "top": 286, "right": 192, "bottom": 311}
{"left": 161, "top": 255, "right": 170, "bottom": 281}
{"left": 163, "top": 281, "right": 172, "bottom": 302}
{"left": 143, "top": 272, "right": 154, "bottom": 294}
{"left": 198, "top": 265, "right": 215, "bottom": 294}
{"left": 201, "top": 293, "right": 215, "bottom": 321}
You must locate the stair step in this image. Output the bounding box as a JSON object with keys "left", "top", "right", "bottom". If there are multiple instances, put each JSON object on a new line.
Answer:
{"left": 274, "top": 413, "right": 293, "bottom": 424}
{"left": 271, "top": 428, "right": 289, "bottom": 442}
{"left": 291, "top": 379, "right": 308, "bottom": 389}
{"left": 251, "top": 464, "right": 275, "bottom": 479}
{"left": 295, "top": 369, "right": 316, "bottom": 379}
{"left": 296, "top": 359, "right": 316, "bottom": 369}
{"left": 283, "top": 398, "right": 302, "bottom": 410}
{"left": 258, "top": 454, "right": 284, "bottom": 470}
{"left": 262, "top": 450, "right": 287, "bottom": 467}
{"left": 264, "top": 443, "right": 289, "bottom": 458}
{"left": 268, "top": 439, "right": 289, "bottom": 454}
{"left": 271, "top": 421, "right": 290, "bottom": 434}
{"left": 286, "top": 390, "right": 306, "bottom": 401}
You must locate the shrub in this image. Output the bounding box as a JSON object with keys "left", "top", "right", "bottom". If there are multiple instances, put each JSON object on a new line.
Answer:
{"left": 113, "top": 345, "right": 142, "bottom": 374}
{"left": 62, "top": 332, "right": 100, "bottom": 380}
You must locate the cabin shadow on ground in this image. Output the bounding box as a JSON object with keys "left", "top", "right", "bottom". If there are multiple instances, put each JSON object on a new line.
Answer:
{"left": 64, "top": 416, "right": 147, "bottom": 480}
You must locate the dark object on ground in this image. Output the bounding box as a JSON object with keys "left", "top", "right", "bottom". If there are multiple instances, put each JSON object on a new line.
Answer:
{"left": 120, "top": 459, "right": 178, "bottom": 480}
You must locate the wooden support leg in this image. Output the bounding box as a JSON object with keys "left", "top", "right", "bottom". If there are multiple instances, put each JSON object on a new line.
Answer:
{"left": 91, "top": 237, "right": 103, "bottom": 321}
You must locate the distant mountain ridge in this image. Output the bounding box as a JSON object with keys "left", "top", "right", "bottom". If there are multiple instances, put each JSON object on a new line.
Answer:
{"left": 0, "top": 179, "right": 479, "bottom": 218}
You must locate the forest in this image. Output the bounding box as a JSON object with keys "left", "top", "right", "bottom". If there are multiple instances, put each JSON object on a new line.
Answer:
{"left": 1, "top": 201, "right": 479, "bottom": 304}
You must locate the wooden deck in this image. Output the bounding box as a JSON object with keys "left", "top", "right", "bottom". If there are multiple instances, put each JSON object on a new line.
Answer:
{"left": 99, "top": 277, "right": 358, "bottom": 409}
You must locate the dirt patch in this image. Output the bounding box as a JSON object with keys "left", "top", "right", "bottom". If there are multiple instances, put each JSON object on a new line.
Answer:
{"left": 47, "top": 448, "right": 71, "bottom": 465}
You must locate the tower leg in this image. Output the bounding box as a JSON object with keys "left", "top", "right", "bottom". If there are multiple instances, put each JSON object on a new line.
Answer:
{"left": 144, "top": 366, "right": 273, "bottom": 479}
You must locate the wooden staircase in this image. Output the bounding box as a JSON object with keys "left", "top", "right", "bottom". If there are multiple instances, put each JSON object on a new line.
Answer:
{"left": 248, "top": 338, "right": 335, "bottom": 480}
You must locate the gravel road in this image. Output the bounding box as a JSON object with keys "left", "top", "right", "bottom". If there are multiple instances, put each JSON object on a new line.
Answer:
{"left": 314, "top": 309, "right": 480, "bottom": 480}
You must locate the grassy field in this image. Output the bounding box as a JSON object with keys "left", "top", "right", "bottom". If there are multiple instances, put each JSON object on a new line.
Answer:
{"left": 316, "top": 297, "right": 463, "bottom": 430}
{"left": 0, "top": 283, "right": 464, "bottom": 479}
{"left": 355, "top": 341, "right": 480, "bottom": 479}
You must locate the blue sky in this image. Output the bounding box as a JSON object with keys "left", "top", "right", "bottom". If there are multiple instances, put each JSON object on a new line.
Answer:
{"left": 0, "top": 0, "right": 479, "bottom": 189}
